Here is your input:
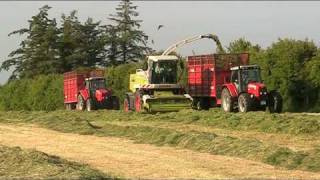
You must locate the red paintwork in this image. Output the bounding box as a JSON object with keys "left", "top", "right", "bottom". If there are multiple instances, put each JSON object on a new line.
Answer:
{"left": 187, "top": 53, "right": 249, "bottom": 104}
{"left": 124, "top": 99, "right": 129, "bottom": 112}
{"left": 63, "top": 70, "right": 105, "bottom": 104}
{"left": 223, "top": 83, "right": 238, "bottom": 98}
{"left": 247, "top": 82, "right": 266, "bottom": 99}
{"left": 95, "top": 89, "right": 110, "bottom": 102}
{"left": 135, "top": 94, "right": 142, "bottom": 112}
{"left": 79, "top": 89, "right": 89, "bottom": 101}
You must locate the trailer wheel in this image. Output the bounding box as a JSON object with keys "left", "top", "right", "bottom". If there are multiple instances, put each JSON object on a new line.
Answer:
{"left": 268, "top": 91, "right": 282, "bottom": 113}
{"left": 196, "top": 100, "right": 202, "bottom": 110}
{"left": 86, "top": 98, "right": 95, "bottom": 111}
{"left": 76, "top": 95, "right": 85, "bottom": 111}
{"left": 221, "top": 88, "right": 233, "bottom": 112}
{"left": 238, "top": 93, "right": 252, "bottom": 113}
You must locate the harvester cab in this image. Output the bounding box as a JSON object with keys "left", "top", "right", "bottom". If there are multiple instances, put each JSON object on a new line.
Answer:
{"left": 125, "top": 55, "right": 192, "bottom": 113}
{"left": 222, "top": 65, "right": 282, "bottom": 113}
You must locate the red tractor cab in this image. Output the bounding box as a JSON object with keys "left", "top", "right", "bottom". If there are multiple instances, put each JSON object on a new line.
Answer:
{"left": 222, "top": 65, "right": 281, "bottom": 113}
{"left": 64, "top": 70, "right": 120, "bottom": 111}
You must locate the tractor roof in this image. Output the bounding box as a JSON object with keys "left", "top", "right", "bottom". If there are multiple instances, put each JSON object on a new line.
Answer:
{"left": 230, "top": 65, "right": 260, "bottom": 70}
{"left": 148, "top": 55, "right": 179, "bottom": 62}
{"left": 85, "top": 77, "right": 105, "bottom": 81}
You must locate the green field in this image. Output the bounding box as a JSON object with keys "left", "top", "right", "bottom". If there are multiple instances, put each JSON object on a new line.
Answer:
{"left": 0, "top": 109, "right": 319, "bottom": 173}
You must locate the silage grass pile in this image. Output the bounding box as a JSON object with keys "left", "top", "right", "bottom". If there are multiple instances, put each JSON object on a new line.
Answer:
{"left": 0, "top": 145, "right": 116, "bottom": 179}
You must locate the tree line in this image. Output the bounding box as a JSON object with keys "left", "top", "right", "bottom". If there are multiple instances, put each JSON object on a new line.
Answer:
{"left": 0, "top": 0, "right": 152, "bottom": 80}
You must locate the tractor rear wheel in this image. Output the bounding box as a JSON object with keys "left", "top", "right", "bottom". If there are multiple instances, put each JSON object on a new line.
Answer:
{"left": 221, "top": 88, "right": 233, "bottom": 112}
{"left": 86, "top": 98, "right": 95, "bottom": 111}
{"left": 76, "top": 95, "right": 85, "bottom": 111}
{"left": 268, "top": 91, "right": 282, "bottom": 113}
{"left": 238, "top": 93, "right": 252, "bottom": 113}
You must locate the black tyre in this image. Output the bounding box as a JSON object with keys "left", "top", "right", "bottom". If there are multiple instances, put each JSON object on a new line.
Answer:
{"left": 238, "top": 93, "right": 252, "bottom": 113}
{"left": 202, "top": 98, "right": 210, "bottom": 110}
{"left": 191, "top": 98, "right": 199, "bottom": 110}
{"left": 193, "top": 98, "right": 201, "bottom": 110}
{"left": 86, "top": 98, "right": 95, "bottom": 111}
{"left": 76, "top": 95, "right": 85, "bottom": 111}
{"left": 221, "top": 88, "right": 233, "bottom": 112}
{"left": 268, "top": 91, "right": 282, "bottom": 113}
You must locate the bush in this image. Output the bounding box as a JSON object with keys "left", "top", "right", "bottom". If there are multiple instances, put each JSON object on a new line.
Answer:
{"left": 0, "top": 74, "right": 63, "bottom": 111}
{"left": 105, "top": 63, "right": 142, "bottom": 102}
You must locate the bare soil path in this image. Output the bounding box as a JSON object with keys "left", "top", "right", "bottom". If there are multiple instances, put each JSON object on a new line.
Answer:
{"left": 0, "top": 123, "right": 320, "bottom": 179}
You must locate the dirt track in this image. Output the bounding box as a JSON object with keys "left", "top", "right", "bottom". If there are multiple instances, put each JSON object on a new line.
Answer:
{"left": 0, "top": 124, "right": 320, "bottom": 179}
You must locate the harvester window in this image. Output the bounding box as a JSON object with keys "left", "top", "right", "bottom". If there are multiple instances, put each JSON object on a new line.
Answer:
{"left": 151, "top": 61, "right": 177, "bottom": 84}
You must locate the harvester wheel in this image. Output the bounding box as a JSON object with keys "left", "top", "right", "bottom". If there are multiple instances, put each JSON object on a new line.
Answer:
{"left": 86, "top": 98, "right": 95, "bottom": 111}
{"left": 221, "top": 88, "right": 233, "bottom": 112}
{"left": 238, "top": 93, "right": 252, "bottom": 113}
{"left": 135, "top": 93, "right": 142, "bottom": 112}
{"left": 268, "top": 91, "right": 282, "bottom": 113}
{"left": 76, "top": 95, "right": 85, "bottom": 111}
{"left": 124, "top": 98, "right": 130, "bottom": 112}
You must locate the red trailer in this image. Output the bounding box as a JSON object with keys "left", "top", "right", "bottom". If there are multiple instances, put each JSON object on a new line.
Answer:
{"left": 187, "top": 53, "right": 282, "bottom": 113}
{"left": 63, "top": 69, "right": 119, "bottom": 111}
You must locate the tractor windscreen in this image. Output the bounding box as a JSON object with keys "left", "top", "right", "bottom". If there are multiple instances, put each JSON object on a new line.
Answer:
{"left": 90, "top": 79, "right": 106, "bottom": 89}
{"left": 151, "top": 60, "right": 177, "bottom": 84}
{"left": 241, "top": 68, "right": 262, "bottom": 85}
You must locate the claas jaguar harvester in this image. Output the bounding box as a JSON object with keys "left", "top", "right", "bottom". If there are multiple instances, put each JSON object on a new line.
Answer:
{"left": 187, "top": 53, "right": 282, "bottom": 113}
{"left": 124, "top": 55, "right": 192, "bottom": 113}
{"left": 63, "top": 69, "right": 120, "bottom": 111}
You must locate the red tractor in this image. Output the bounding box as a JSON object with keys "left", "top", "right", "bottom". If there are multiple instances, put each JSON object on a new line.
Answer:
{"left": 222, "top": 65, "right": 282, "bottom": 113}
{"left": 187, "top": 53, "right": 282, "bottom": 113}
{"left": 63, "top": 70, "right": 120, "bottom": 111}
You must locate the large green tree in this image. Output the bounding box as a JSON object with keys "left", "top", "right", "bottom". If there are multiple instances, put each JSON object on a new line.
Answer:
{"left": 107, "top": 0, "right": 152, "bottom": 64}
{"left": 59, "top": 11, "right": 105, "bottom": 71}
{"left": 1, "top": 5, "right": 60, "bottom": 79}
{"left": 261, "top": 39, "right": 317, "bottom": 111}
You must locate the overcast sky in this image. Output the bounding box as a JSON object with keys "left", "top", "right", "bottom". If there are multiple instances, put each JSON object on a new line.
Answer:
{"left": 1, "top": 1, "right": 320, "bottom": 84}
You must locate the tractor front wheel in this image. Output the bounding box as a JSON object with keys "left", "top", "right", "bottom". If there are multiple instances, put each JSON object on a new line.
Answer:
{"left": 86, "top": 98, "right": 95, "bottom": 111}
{"left": 238, "top": 93, "right": 252, "bottom": 113}
{"left": 76, "top": 95, "right": 85, "bottom": 111}
{"left": 221, "top": 88, "right": 233, "bottom": 112}
{"left": 268, "top": 91, "right": 282, "bottom": 113}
